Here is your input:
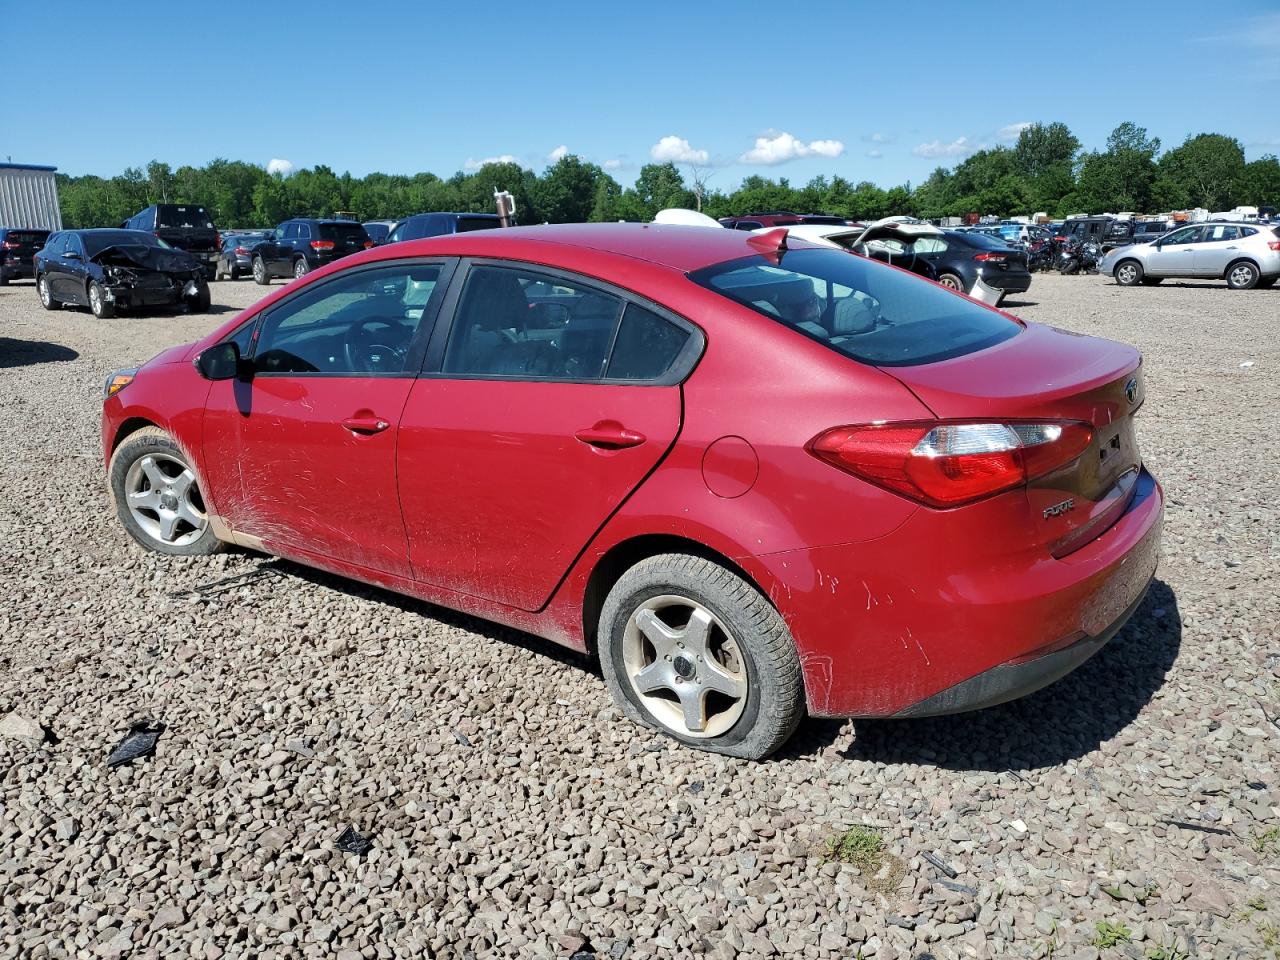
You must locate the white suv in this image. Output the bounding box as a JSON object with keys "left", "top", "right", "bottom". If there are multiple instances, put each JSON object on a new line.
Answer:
{"left": 1101, "top": 222, "right": 1280, "bottom": 289}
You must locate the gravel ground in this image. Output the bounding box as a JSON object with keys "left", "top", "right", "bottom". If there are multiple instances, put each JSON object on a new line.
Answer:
{"left": 1, "top": 272, "right": 1278, "bottom": 960}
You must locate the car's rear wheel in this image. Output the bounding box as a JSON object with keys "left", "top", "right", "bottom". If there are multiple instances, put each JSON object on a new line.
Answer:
{"left": 1114, "top": 260, "right": 1143, "bottom": 286}
{"left": 1226, "top": 261, "right": 1260, "bottom": 290}
{"left": 227, "top": 261, "right": 238, "bottom": 281}
{"left": 598, "top": 553, "right": 804, "bottom": 759}
{"left": 253, "top": 256, "right": 270, "bottom": 285}
{"left": 937, "top": 272, "right": 965, "bottom": 292}
{"left": 37, "top": 275, "right": 59, "bottom": 310}
{"left": 293, "top": 258, "right": 309, "bottom": 279}
{"left": 109, "top": 427, "right": 222, "bottom": 556}
{"left": 89, "top": 281, "right": 115, "bottom": 319}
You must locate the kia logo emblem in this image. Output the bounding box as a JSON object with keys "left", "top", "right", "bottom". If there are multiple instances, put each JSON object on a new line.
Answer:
{"left": 1125, "top": 377, "right": 1139, "bottom": 405}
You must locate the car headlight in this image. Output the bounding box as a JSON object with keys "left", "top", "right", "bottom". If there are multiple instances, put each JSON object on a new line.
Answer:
{"left": 104, "top": 367, "right": 138, "bottom": 399}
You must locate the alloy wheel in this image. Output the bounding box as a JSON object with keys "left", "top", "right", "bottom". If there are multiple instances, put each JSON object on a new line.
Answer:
{"left": 1117, "top": 264, "right": 1138, "bottom": 285}
{"left": 294, "top": 260, "right": 308, "bottom": 279}
{"left": 89, "top": 284, "right": 103, "bottom": 315}
{"left": 939, "top": 275, "right": 962, "bottom": 290}
{"left": 123, "top": 453, "right": 208, "bottom": 547}
{"left": 253, "top": 258, "right": 265, "bottom": 283}
{"left": 1229, "top": 265, "right": 1255, "bottom": 288}
{"left": 38, "top": 277, "right": 51, "bottom": 306}
{"left": 622, "top": 595, "right": 748, "bottom": 739}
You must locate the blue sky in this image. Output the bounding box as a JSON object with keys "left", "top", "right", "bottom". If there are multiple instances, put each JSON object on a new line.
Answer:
{"left": 3, "top": 0, "right": 1279, "bottom": 188}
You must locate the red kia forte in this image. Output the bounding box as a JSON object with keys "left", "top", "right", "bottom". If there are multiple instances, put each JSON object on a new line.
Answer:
{"left": 101, "top": 224, "right": 1163, "bottom": 758}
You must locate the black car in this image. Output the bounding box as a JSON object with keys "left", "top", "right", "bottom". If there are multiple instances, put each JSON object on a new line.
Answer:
{"left": 122, "top": 204, "right": 222, "bottom": 280}
{"left": 0, "top": 227, "right": 49, "bottom": 284}
{"left": 362, "top": 220, "right": 398, "bottom": 245}
{"left": 215, "top": 231, "right": 271, "bottom": 280}
{"left": 910, "top": 230, "right": 1032, "bottom": 297}
{"left": 250, "top": 219, "right": 373, "bottom": 284}
{"left": 1056, "top": 216, "right": 1115, "bottom": 248}
{"left": 384, "top": 212, "right": 502, "bottom": 244}
{"left": 1104, "top": 220, "right": 1171, "bottom": 249}
{"left": 35, "top": 229, "right": 210, "bottom": 318}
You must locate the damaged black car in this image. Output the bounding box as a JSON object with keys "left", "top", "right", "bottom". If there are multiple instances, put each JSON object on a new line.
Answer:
{"left": 35, "top": 229, "right": 212, "bottom": 318}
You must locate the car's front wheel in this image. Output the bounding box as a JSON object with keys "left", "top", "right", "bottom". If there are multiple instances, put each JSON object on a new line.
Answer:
{"left": 598, "top": 553, "right": 804, "bottom": 759}
{"left": 253, "top": 256, "right": 270, "bottom": 285}
{"left": 109, "top": 427, "right": 222, "bottom": 556}
{"left": 1114, "top": 260, "right": 1144, "bottom": 286}
{"left": 1226, "top": 261, "right": 1260, "bottom": 290}
{"left": 186, "top": 280, "right": 212, "bottom": 313}
{"left": 89, "top": 281, "right": 115, "bottom": 319}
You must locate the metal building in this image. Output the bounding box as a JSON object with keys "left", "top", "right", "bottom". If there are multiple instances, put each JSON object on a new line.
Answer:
{"left": 0, "top": 162, "right": 62, "bottom": 230}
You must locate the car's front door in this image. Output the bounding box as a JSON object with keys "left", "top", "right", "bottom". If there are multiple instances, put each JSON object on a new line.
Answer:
{"left": 57, "top": 234, "right": 89, "bottom": 303}
{"left": 1143, "top": 225, "right": 1202, "bottom": 277}
{"left": 1193, "top": 223, "right": 1243, "bottom": 277}
{"left": 200, "top": 259, "right": 453, "bottom": 577}
{"left": 263, "top": 225, "right": 293, "bottom": 275}
{"left": 397, "top": 262, "right": 698, "bottom": 612}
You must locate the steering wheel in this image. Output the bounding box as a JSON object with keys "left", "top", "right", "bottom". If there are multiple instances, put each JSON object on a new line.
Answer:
{"left": 343, "top": 317, "right": 410, "bottom": 373}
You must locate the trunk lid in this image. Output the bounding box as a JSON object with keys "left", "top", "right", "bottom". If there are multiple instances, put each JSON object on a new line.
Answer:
{"left": 882, "top": 321, "right": 1145, "bottom": 555}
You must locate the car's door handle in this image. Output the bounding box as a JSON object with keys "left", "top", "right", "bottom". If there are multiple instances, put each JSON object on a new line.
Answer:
{"left": 574, "top": 421, "right": 646, "bottom": 450}
{"left": 342, "top": 416, "right": 390, "bottom": 435}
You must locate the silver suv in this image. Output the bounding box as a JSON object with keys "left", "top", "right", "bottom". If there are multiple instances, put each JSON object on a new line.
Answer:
{"left": 1100, "top": 221, "right": 1280, "bottom": 290}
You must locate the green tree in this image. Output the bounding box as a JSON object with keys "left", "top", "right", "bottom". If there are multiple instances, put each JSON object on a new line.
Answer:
{"left": 1155, "top": 134, "right": 1246, "bottom": 211}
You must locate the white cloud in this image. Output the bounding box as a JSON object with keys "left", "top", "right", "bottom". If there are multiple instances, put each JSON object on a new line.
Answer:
{"left": 866, "top": 149, "right": 883, "bottom": 159}
{"left": 266, "top": 158, "right": 294, "bottom": 176}
{"left": 864, "top": 132, "right": 894, "bottom": 144}
{"left": 912, "top": 137, "right": 977, "bottom": 159}
{"left": 602, "top": 158, "right": 623, "bottom": 170}
{"left": 650, "top": 136, "right": 710, "bottom": 165}
{"left": 998, "top": 122, "right": 1033, "bottom": 142}
{"left": 464, "top": 154, "right": 518, "bottom": 170}
{"left": 547, "top": 145, "right": 569, "bottom": 162}
{"left": 738, "top": 132, "right": 845, "bottom": 165}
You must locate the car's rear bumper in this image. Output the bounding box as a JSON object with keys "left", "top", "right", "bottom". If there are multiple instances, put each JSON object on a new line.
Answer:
{"left": 755, "top": 468, "right": 1164, "bottom": 717}
{"left": 983, "top": 271, "right": 1032, "bottom": 293}
{"left": 1, "top": 261, "right": 34, "bottom": 280}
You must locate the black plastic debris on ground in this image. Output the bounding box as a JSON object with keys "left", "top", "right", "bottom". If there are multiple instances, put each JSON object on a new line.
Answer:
{"left": 335, "top": 825, "right": 374, "bottom": 856}
{"left": 923, "top": 851, "right": 958, "bottom": 878}
{"left": 107, "top": 722, "right": 164, "bottom": 768}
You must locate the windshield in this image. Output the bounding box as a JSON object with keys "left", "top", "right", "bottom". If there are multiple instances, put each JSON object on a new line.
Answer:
{"left": 156, "top": 206, "right": 213, "bottom": 229}
{"left": 690, "top": 248, "right": 1020, "bottom": 367}
{"left": 83, "top": 231, "right": 168, "bottom": 256}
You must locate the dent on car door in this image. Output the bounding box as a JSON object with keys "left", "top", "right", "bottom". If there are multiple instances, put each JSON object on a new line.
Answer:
{"left": 397, "top": 262, "right": 699, "bottom": 611}
{"left": 200, "top": 260, "right": 454, "bottom": 576}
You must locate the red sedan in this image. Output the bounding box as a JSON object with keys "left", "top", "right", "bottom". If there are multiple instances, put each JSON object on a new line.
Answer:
{"left": 101, "top": 224, "right": 1163, "bottom": 758}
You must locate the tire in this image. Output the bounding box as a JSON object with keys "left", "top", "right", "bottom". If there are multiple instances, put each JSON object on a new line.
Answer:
{"left": 108, "top": 426, "right": 223, "bottom": 557}
{"left": 227, "top": 262, "right": 239, "bottom": 281}
{"left": 89, "top": 281, "right": 115, "bottom": 319}
{"left": 186, "top": 280, "right": 211, "bottom": 314}
{"left": 598, "top": 553, "right": 804, "bottom": 760}
{"left": 1114, "top": 260, "right": 1144, "bottom": 286}
{"left": 937, "top": 272, "right": 964, "bottom": 292}
{"left": 0, "top": 274, "right": 8, "bottom": 286}
{"left": 37, "top": 274, "right": 59, "bottom": 310}
{"left": 1226, "top": 261, "right": 1260, "bottom": 290}
{"left": 293, "top": 258, "right": 309, "bottom": 279}
{"left": 253, "top": 256, "right": 270, "bottom": 285}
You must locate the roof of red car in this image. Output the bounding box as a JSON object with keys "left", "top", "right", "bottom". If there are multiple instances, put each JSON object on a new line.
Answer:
{"left": 391, "top": 222, "right": 769, "bottom": 273}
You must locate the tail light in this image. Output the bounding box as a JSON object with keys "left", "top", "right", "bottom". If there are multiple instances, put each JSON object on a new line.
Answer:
{"left": 234, "top": 246, "right": 250, "bottom": 255}
{"left": 0, "top": 241, "right": 18, "bottom": 250}
{"left": 363, "top": 240, "right": 375, "bottom": 249}
{"left": 215, "top": 235, "right": 223, "bottom": 251}
{"left": 973, "top": 252, "right": 1007, "bottom": 262}
{"left": 311, "top": 240, "right": 335, "bottom": 251}
{"left": 1268, "top": 240, "right": 1280, "bottom": 251}
{"left": 809, "top": 420, "right": 1094, "bottom": 508}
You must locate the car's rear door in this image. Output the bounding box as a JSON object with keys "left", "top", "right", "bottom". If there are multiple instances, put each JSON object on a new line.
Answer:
{"left": 397, "top": 261, "right": 700, "bottom": 611}
{"left": 200, "top": 259, "right": 454, "bottom": 577}
{"left": 1192, "top": 223, "right": 1242, "bottom": 277}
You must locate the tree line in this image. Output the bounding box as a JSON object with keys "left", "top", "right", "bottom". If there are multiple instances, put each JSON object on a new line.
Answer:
{"left": 55, "top": 122, "right": 1280, "bottom": 231}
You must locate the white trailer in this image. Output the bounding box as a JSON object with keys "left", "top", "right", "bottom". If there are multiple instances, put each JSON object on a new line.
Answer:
{"left": 0, "top": 163, "right": 62, "bottom": 230}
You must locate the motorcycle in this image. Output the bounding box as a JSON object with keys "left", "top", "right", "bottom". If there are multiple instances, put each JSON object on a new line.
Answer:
{"left": 1027, "top": 238, "right": 1055, "bottom": 272}
{"left": 1056, "top": 237, "right": 1103, "bottom": 275}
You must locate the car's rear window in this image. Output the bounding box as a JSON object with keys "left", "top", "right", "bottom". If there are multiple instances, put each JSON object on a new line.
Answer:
{"left": 6, "top": 231, "right": 47, "bottom": 244}
{"left": 156, "top": 206, "right": 213, "bottom": 229}
{"left": 456, "top": 217, "right": 501, "bottom": 233}
{"left": 951, "top": 231, "right": 1010, "bottom": 251}
{"left": 319, "top": 223, "right": 371, "bottom": 242}
{"left": 690, "top": 248, "right": 1020, "bottom": 367}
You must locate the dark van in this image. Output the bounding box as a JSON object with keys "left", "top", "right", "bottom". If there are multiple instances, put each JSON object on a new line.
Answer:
{"left": 123, "top": 204, "right": 221, "bottom": 279}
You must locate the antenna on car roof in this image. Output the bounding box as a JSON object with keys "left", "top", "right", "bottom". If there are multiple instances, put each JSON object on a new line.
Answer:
{"left": 747, "top": 227, "right": 789, "bottom": 262}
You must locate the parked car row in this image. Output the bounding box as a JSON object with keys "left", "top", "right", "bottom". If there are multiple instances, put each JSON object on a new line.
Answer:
{"left": 1101, "top": 221, "right": 1280, "bottom": 289}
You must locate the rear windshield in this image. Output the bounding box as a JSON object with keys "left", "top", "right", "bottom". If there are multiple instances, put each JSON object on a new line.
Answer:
{"left": 319, "top": 223, "right": 371, "bottom": 242}
{"left": 690, "top": 248, "right": 1019, "bottom": 367}
{"left": 951, "top": 231, "right": 1010, "bottom": 250}
{"left": 156, "top": 206, "right": 214, "bottom": 229}
{"left": 83, "top": 231, "right": 167, "bottom": 256}
{"left": 456, "top": 217, "right": 501, "bottom": 233}
{"left": 5, "top": 231, "right": 47, "bottom": 244}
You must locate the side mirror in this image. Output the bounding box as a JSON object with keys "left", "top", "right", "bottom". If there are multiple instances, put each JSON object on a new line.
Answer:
{"left": 195, "top": 341, "right": 245, "bottom": 381}
{"left": 62, "top": 250, "right": 81, "bottom": 260}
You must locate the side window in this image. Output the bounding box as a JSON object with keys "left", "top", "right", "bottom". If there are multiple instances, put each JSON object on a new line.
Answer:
{"left": 606, "top": 304, "right": 691, "bottom": 380}
{"left": 911, "top": 237, "right": 948, "bottom": 255}
{"left": 443, "top": 266, "right": 624, "bottom": 380}
{"left": 253, "top": 263, "right": 443, "bottom": 376}
{"left": 65, "top": 234, "right": 85, "bottom": 256}
{"left": 1241, "top": 227, "right": 1257, "bottom": 238}
{"left": 298, "top": 223, "right": 312, "bottom": 240}
{"left": 226, "top": 318, "right": 258, "bottom": 355}
{"left": 1205, "top": 225, "right": 1239, "bottom": 242}
{"left": 1162, "top": 227, "right": 1202, "bottom": 245}
{"left": 44, "top": 233, "right": 66, "bottom": 257}
{"left": 284, "top": 223, "right": 301, "bottom": 240}
{"left": 386, "top": 224, "right": 404, "bottom": 244}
